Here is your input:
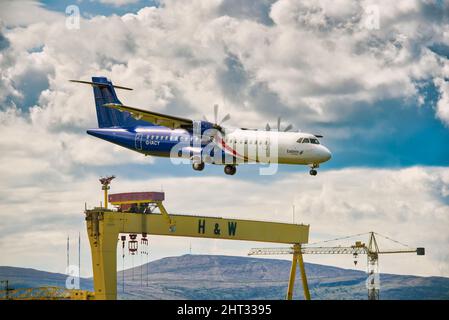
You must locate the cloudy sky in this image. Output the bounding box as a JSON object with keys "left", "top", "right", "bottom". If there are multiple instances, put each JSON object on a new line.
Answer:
{"left": 0, "top": 0, "right": 448, "bottom": 280}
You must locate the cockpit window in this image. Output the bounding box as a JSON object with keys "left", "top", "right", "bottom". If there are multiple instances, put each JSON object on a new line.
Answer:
{"left": 297, "top": 137, "right": 320, "bottom": 144}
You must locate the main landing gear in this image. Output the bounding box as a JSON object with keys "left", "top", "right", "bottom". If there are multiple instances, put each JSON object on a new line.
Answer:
{"left": 224, "top": 165, "right": 236, "bottom": 175}
{"left": 309, "top": 164, "right": 319, "bottom": 176}
{"left": 192, "top": 162, "right": 205, "bottom": 171}
{"left": 192, "top": 162, "right": 236, "bottom": 175}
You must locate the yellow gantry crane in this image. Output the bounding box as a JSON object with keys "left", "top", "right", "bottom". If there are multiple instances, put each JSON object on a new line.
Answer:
{"left": 86, "top": 176, "right": 310, "bottom": 300}
{"left": 248, "top": 232, "right": 425, "bottom": 300}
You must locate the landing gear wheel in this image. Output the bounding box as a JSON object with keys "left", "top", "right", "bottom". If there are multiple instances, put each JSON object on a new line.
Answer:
{"left": 224, "top": 165, "right": 236, "bottom": 175}
{"left": 192, "top": 162, "right": 205, "bottom": 171}
{"left": 309, "top": 169, "right": 317, "bottom": 176}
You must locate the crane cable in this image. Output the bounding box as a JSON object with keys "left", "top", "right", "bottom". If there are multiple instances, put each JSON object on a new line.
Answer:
{"left": 140, "top": 247, "right": 143, "bottom": 287}
{"left": 305, "top": 232, "right": 370, "bottom": 246}
{"left": 305, "top": 231, "right": 414, "bottom": 250}
{"left": 372, "top": 232, "right": 414, "bottom": 250}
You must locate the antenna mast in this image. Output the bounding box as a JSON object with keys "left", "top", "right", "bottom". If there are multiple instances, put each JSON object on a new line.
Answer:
{"left": 66, "top": 236, "right": 70, "bottom": 274}
{"left": 78, "top": 232, "right": 81, "bottom": 278}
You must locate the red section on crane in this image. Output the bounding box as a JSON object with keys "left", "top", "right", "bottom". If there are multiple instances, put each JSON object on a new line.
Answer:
{"left": 109, "top": 192, "right": 165, "bottom": 203}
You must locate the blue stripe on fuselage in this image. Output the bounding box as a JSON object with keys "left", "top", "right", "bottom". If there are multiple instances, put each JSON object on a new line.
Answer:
{"left": 86, "top": 126, "right": 225, "bottom": 159}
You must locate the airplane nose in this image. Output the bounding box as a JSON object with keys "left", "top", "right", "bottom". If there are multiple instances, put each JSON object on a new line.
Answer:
{"left": 320, "top": 146, "right": 332, "bottom": 162}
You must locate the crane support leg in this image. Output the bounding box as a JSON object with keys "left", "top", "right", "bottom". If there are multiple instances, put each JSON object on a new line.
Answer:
{"left": 297, "top": 247, "right": 311, "bottom": 300}
{"left": 286, "top": 252, "right": 298, "bottom": 300}
{"left": 286, "top": 244, "right": 311, "bottom": 300}
{"left": 86, "top": 211, "right": 119, "bottom": 300}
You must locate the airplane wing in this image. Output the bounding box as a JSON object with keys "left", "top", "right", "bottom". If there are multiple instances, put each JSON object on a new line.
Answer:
{"left": 103, "top": 103, "right": 193, "bottom": 129}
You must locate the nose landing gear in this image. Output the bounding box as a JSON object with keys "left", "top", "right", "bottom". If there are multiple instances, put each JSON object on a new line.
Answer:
{"left": 224, "top": 165, "right": 236, "bottom": 175}
{"left": 309, "top": 164, "right": 319, "bottom": 176}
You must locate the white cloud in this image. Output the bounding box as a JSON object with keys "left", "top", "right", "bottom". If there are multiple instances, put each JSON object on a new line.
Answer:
{"left": 0, "top": 107, "right": 151, "bottom": 185}
{"left": 0, "top": 1, "right": 64, "bottom": 27}
{"left": 98, "top": 0, "right": 140, "bottom": 7}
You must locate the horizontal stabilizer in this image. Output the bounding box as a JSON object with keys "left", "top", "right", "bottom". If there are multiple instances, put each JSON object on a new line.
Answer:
{"left": 69, "top": 79, "right": 133, "bottom": 91}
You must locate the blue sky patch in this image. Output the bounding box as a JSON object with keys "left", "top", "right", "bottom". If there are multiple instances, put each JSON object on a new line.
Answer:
{"left": 40, "top": 0, "right": 159, "bottom": 17}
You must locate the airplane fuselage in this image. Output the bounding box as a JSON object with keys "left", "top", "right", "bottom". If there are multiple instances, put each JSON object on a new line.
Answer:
{"left": 87, "top": 126, "right": 332, "bottom": 166}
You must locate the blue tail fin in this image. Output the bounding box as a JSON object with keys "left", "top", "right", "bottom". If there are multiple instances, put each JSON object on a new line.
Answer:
{"left": 91, "top": 76, "right": 149, "bottom": 128}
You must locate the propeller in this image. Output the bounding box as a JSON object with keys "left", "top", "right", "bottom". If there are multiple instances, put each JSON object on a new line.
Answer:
{"left": 264, "top": 117, "right": 324, "bottom": 137}
{"left": 265, "top": 116, "right": 294, "bottom": 132}
{"left": 202, "top": 104, "right": 231, "bottom": 133}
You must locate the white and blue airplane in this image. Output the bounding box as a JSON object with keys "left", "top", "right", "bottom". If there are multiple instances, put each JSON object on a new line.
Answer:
{"left": 72, "top": 77, "right": 331, "bottom": 175}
